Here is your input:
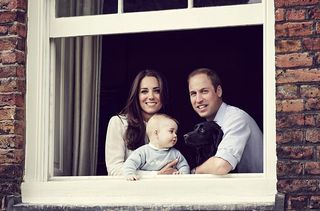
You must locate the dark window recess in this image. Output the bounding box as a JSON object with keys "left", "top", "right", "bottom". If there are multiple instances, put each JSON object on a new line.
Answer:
{"left": 124, "top": 0, "right": 187, "bottom": 13}
{"left": 194, "top": 0, "right": 250, "bottom": 7}
{"left": 97, "top": 26, "right": 263, "bottom": 175}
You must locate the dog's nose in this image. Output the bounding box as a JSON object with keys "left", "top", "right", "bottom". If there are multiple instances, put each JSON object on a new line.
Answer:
{"left": 183, "top": 134, "right": 189, "bottom": 140}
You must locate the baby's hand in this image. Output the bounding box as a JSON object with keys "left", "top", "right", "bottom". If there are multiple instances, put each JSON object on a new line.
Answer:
{"left": 173, "top": 171, "right": 181, "bottom": 175}
{"left": 126, "top": 175, "right": 140, "bottom": 181}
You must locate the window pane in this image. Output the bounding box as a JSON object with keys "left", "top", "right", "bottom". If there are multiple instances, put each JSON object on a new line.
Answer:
{"left": 56, "top": 0, "right": 115, "bottom": 17}
{"left": 194, "top": 0, "right": 261, "bottom": 7}
{"left": 124, "top": 0, "right": 187, "bottom": 13}
{"left": 99, "top": 25, "right": 263, "bottom": 175}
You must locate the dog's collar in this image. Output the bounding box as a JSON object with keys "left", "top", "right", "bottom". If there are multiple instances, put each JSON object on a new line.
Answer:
{"left": 148, "top": 143, "right": 170, "bottom": 151}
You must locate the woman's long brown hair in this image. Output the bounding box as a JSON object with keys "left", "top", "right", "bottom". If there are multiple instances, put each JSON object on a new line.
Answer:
{"left": 120, "top": 70, "right": 168, "bottom": 150}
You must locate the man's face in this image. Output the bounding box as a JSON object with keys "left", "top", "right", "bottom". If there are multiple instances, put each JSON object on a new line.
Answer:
{"left": 188, "top": 73, "right": 222, "bottom": 121}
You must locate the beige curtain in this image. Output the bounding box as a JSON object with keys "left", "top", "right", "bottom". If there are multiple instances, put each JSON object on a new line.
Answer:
{"left": 54, "top": 0, "right": 103, "bottom": 176}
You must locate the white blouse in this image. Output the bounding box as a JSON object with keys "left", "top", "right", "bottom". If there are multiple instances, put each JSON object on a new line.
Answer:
{"left": 105, "top": 115, "right": 148, "bottom": 176}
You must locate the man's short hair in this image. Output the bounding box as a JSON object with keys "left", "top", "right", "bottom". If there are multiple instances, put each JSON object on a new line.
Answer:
{"left": 187, "top": 68, "right": 222, "bottom": 91}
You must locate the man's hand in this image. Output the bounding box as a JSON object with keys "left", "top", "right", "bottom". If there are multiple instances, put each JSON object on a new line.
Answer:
{"left": 157, "top": 159, "right": 178, "bottom": 175}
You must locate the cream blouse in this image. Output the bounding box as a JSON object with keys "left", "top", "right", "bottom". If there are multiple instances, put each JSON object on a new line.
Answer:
{"left": 105, "top": 115, "right": 148, "bottom": 176}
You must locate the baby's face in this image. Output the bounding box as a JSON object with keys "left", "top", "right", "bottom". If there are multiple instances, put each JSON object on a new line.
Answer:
{"left": 156, "top": 119, "right": 178, "bottom": 149}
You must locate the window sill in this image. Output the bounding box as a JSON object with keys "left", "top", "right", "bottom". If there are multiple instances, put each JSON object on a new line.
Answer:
{"left": 21, "top": 174, "right": 276, "bottom": 206}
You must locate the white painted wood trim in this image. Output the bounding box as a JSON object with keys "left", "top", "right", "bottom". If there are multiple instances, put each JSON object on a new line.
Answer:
{"left": 50, "top": 4, "right": 263, "bottom": 38}
{"left": 22, "top": 174, "right": 276, "bottom": 205}
{"left": 24, "top": 0, "right": 276, "bottom": 206}
{"left": 25, "top": 0, "right": 51, "bottom": 182}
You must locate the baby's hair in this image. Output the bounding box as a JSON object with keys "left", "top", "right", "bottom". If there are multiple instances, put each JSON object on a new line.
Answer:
{"left": 146, "top": 113, "right": 178, "bottom": 137}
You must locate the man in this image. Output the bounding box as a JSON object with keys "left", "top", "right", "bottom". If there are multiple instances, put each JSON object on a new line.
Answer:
{"left": 188, "top": 68, "right": 263, "bottom": 174}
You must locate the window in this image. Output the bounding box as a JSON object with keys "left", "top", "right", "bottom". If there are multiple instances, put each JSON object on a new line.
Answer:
{"left": 23, "top": 0, "right": 276, "bottom": 206}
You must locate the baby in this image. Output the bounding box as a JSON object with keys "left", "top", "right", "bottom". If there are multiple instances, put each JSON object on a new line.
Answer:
{"left": 122, "top": 113, "right": 190, "bottom": 180}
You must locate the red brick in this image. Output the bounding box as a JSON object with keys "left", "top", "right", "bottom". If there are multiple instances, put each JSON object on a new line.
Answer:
{"left": 0, "top": 0, "right": 27, "bottom": 10}
{"left": 287, "top": 9, "right": 306, "bottom": 21}
{"left": 1, "top": 50, "right": 25, "bottom": 64}
{"left": 287, "top": 195, "right": 309, "bottom": 210}
{"left": 0, "top": 164, "right": 23, "bottom": 179}
{"left": 278, "top": 99, "right": 304, "bottom": 112}
{"left": 300, "top": 85, "right": 320, "bottom": 98}
{"left": 316, "top": 114, "right": 320, "bottom": 127}
{"left": 276, "top": 69, "right": 320, "bottom": 84}
{"left": 276, "top": 40, "right": 302, "bottom": 53}
{"left": 275, "top": 23, "right": 288, "bottom": 37}
{"left": 277, "top": 160, "right": 303, "bottom": 176}
{"left": 317, "top": 22, "right": 320, "bottom": 34}
{"left": 276, "top": 8, "right": 285, "bottom": 21}
{"left": 305, "top": 98, "right": 320, "bottom": 110}
{"left": 305, "top": 114, "right": 316, "bottom": 126}
{"left": 276, "top": 84, "right": 298, "bottom": 99}
{"left": 277, "top": 113, "right": 304, "bottom": 128}
{"left": 277, "top": 179, "right": 318, "bottom": 193}
{"left": 276, "top": 22, "right": 313, "bottom": 37}
{"left": 306, "top": 128, "right": 320, "bottom": 143}
{"left": 276, "top": 0, "right": 320, "bottom": 7}
{"left": 277, "top": 146, "right": 314, "bottom": 159}
{"left": 303, "top": 38, "right": 320, "bottom": 51}
{"left": 0, "top": 107, "right": 24, "bottom": 120}
{"left": 310, "top": 196, "right": 320, "bottom": 209}
{"left": 277, "top": 130, "right": 304, "bottom": 144}
{"left": 0, "top": 11, "right": 16, "bottom": 23}
{"left": 0, "top": 149, "right": 24, "bottom": 164}
{"left": 0, "top": 37, "right": 19, "bottom": 51}
{"left": 310, "top": 8, "right": 320, "bottom": 19}
{"left": 276, "top": 53, "right": 313, "bottom": 68}
{"left": 0, "top": 25, "right": 8, "bottom": 34}
{"left": 0, "top": 108, "right": 16, "bottom": 120}
{"left": 0, "top": 182, "right": 20, "bottom": 194}
{"left": 317, "top": 52, "right": 320, "bottom": 64}
{"left": 0, "top": 78, "right": 25, "bottom": 93}
{"left": 305, "top": 162, "right": 320, "bottom": 175}
{"left": 317, "top": 146, "right": 320, "bottom": 160}
{"left": 0, "top": 121, "right": 24, "bottom": 135}
{"left": 0, "top": 135, "right": 23, "bottom": 149}
{"left": 0, "top": 65, "right": 25, "bottom": 78}
{"left": 0, "top": 94, "right": 24, "bottom": 107}
{"left": 9, "top": 23, "right": 26, "bottom": 38}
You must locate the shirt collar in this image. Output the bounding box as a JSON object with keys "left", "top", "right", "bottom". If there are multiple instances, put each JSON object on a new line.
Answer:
{"left": 148, "top": 143, "right": 169, "bottom": 151}
{"left": 213, "top": 102, "right": 227, "bottom": 125}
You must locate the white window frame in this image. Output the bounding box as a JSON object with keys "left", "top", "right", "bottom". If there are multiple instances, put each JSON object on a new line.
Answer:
{"left": 23, "top": 0, "right": 276, "bottom": 206}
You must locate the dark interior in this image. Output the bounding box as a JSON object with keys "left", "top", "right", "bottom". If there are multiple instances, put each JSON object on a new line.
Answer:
{"left": 97, "top": 25, "right": 263, "bottom": 175}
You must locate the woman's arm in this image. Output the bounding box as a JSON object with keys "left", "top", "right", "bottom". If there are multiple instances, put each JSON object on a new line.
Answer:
{"left": 105, "top": 115, "right": 128, "bottom": 176}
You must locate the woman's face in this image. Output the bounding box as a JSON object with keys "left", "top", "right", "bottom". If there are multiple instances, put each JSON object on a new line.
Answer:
{"left": 139, "top": 76, "right": 162, "bottom": 121}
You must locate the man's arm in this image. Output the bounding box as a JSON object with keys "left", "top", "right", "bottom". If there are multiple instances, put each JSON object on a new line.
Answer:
{"left": 194, "top": 156, "right": 232, "bottom": 175}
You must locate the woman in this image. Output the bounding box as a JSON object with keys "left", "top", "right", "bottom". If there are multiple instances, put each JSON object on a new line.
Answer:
{"left": 105, "top": 69, "right": 177, "bottom": 176}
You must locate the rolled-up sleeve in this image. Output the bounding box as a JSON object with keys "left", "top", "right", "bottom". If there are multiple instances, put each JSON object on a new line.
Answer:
{"left": 215, "top": 113, "right": 251, "bottom": 170}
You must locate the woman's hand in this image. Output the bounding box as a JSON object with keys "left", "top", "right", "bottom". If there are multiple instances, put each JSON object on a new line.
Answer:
{"left": 158, "top": 159, "right": 178, "bottom": 175}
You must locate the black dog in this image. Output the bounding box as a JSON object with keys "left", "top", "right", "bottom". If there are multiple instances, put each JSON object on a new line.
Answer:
{"left": 183, "top": 121, "right": 224, "bottom": 167}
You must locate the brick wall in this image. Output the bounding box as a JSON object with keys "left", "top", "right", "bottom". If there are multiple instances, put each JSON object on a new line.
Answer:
{"left": 0, "top": 0, "right": 26, "bottom": 210}
{"left": 275, "top": 0, "right": 320, "bottom": 210}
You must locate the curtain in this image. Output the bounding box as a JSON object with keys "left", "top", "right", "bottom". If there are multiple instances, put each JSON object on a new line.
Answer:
{"left": 54, "top": 0, "right": 103, "bottom": 176}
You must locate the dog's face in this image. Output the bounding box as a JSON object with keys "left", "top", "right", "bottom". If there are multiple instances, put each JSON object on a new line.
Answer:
{"left": 183, "top": 121, "right": 223, "bottom": 147}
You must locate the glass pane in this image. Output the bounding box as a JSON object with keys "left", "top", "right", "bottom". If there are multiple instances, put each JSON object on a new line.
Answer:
{"left": 124, "top": 0, "right": 187, "bottom": 13}
{"left": 56, "top": 0, "right": 116, "bottom": 17}
{"left": 194, "top": 0, "right": 261, "bottom": 7}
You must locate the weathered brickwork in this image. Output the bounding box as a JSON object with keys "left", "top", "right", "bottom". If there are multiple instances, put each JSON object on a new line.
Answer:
{"left": 275, "top": 0, "right": 320, "bottom": 210}
{"left": 0, "top": 0, "right": 26, "bottom": 210}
